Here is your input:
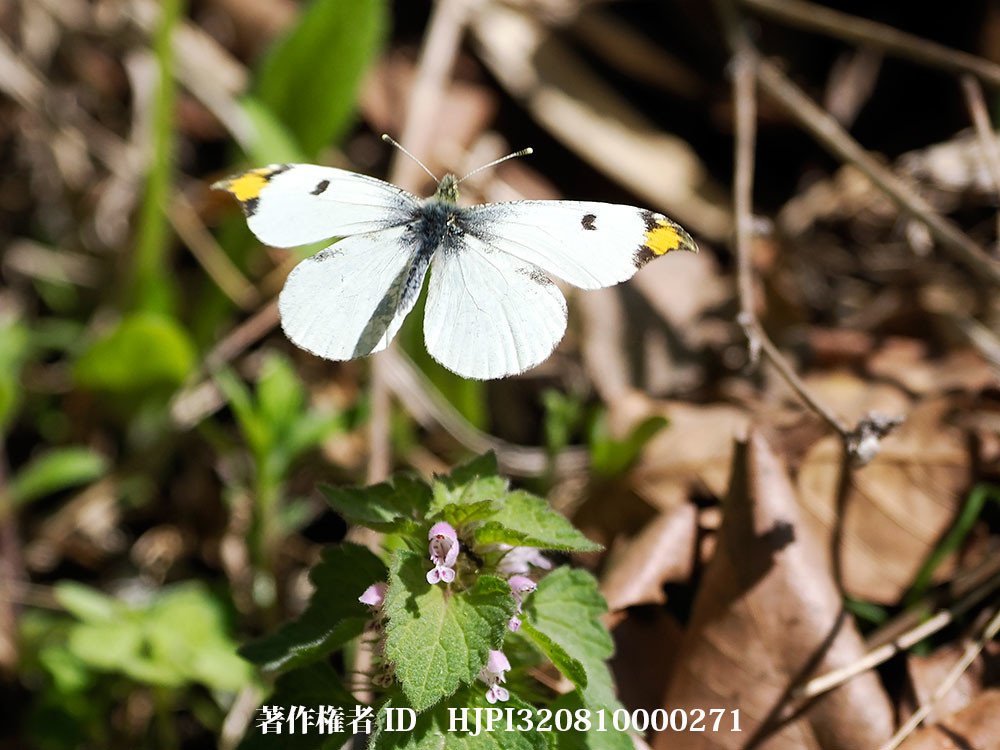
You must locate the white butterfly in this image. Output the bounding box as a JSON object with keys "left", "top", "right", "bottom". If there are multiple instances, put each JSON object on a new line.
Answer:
{"left": 213, "top": 138, "right": 697, "bottom": 380}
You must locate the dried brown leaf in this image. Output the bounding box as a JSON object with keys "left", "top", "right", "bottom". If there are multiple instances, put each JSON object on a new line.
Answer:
{"left": 797, "top": 397, "right": 970, "bottom": 603}
{"left": 867, "top": 338, "right": 998, "bottom": 396}
{"left": 601, "top": 503, "right": 697, "bottom": 611}
{"left": 657, "top": 431, "right": 893, "bottom": 749}
{"left": 903, "top": 642, "right": 998, "bottom": 725}
{"left": 614, "top": 395, "right": 751, "bottom": 510}
{"left": 898, "top": 689, "right": 1000, "bottom": 750}
{"left": 610, "top": 609, "right": 685, "bottom": 715}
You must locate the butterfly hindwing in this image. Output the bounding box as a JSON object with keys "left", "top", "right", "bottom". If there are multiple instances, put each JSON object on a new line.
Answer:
{"left": 278, "top": 224, "right": 430, "bottom": 360}
{"left": 213, "top": 164, "right": 419, "bottom": 247}
{"left": 423, "top": 234, "right": 567, "bottom": 380}
{"left": 461, "top": 200, "right": 697, "bottom": 290}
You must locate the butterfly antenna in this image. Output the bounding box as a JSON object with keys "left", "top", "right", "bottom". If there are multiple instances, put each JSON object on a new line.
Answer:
{"left": 457, "top": 147, "right": 533, "bottom": 184}
{"left": 382, "top": 134, "right": 440, "bottom": 184}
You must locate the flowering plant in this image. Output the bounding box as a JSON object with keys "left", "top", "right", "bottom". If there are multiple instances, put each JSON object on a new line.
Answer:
{"left": 239, "top": 453, "right": 625, "bottom": 748}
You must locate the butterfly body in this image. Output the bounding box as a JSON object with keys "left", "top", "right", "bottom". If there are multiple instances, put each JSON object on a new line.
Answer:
{"left": 214, "top": 157, "right": 696, "bottom": 380}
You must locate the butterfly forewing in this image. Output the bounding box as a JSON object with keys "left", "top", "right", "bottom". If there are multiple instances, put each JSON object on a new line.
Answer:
{"left": 213, "top": 164, "right": 419, "bottom": 247}
{"left": 462, "top": 200, "right": 697, "bottom": 290}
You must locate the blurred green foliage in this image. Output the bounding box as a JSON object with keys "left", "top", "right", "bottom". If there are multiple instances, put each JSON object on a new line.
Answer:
{"left": 21, "top": 584, "right": 255, "bottom": 749}
{"left": 7, "top": 447, "right": 108, "bottom": 510}
{"left": 588, "top": 410, "right": 667, "bottom": 478}
{"left": 132, "top": 0, "right": 185, "bottom": 315}
{"left": 74, "top": 313, "right": 196, "bottom": 394}
{"left": 214, "top": 352, "right": 347, "bottom": 607}
{"left": 53, "top": 582, "right": 253, "bottom": 691}
{"left": 13, "top": 0, "right": 391, "bottom": 745}
{"left": 0, "top": 317, "right": 29, "bottom": 431}
{"left": 254, "top": 0, "right": 386, "bottom": 158}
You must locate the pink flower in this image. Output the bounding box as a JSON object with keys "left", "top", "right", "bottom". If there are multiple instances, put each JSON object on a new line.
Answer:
{"left": 508, "top": 575, "right": 537, "bottom": 600}
{"left": 495, "top": 545, "right": 552, "bottom": 576}
{"left": 478, "top": 649, "right": 511, "bottom": 703}
{"left": 486, "top": 684, "right": 510, "bottom": 704}
{"left": 507, "top": 575, "right": 537, "bottom": 631}
{"left": 359, "top": 582, "right": 387, "bottom": 607}
{"left": 426, "top": 521, "right": 459, "bottom": 585}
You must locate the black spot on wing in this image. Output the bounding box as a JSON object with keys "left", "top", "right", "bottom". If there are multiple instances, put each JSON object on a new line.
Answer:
{"left": 581, "top": 213, "right": 597, "bottom": 230}
{"left": 242, "top": 197, "right": 259, "bottom": 217}
{"left": 311, "top": 179, "right": 330, "bottom": 195}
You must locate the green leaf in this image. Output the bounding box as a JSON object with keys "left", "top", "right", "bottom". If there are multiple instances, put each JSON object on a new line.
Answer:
{"left": 67, "top": 620, "right": 165, "bottom": 681}
{"left": 518, "top": 619, "right": 587, "bottom": 691}
{"left": 142, "top": 585, "right": 254, "bottom": 692}
{"left": 0, "top": 319, "right": 29, "bottom": 431}
{"left": 589, "top": 412, "right": 668, "bottom": 478}
{"left": 256, "top": 353, "right": 306, "bottom": 433}
{"left": 9, "top": 447, "right": 108, "bottom": 508}
{"left": 430, "top": 453, "right": 508, "bottom": 513}
{"left": 525, "top": 568, "right": 617, "bottom": 712}
{"left": 74, "top": 313, "right": 195, "bottom": 392}
{"left": 239, "top": 95, "right": 306, "bottom": 164}
{"left": 285, "top": 411, "right": 344, "bottom": 462}
{"left": 434, "top": 499, "right": 498, "bottom": 528}
{"left": 60, "top": 583, "right": 253, "bottom": 692}
{"left": 905, "top": 483, "right": 1000, "bottom": 607}
{"left": 238, "top": 662, "right": 358, "bottom": 750}
{"left": 214, "top": 367, "right": 270, "bottom": 459}
{"left": 240, "top": 544, "right": 387, "bottom": 671}
{"left": 254, "top": 0, "right": 386, "bottom": 156}
{"left": 320, "top": 476, "right": 431, "bottom": 532}
{"left": 131, "top": 0, "right": 183, "bottom": 315}
{"left": 550, "top": 692, "right": 632, "bottom": 750}
{"left": 473, "top": 491, "right": 602, "bottom": 552}
{"left": 37, "top": 645, "right": 93, "bottom": 694}
{"left": 543, "top": 388, "right": 585, "bottom": 456}
{"left": 383, "top": 551, "right": 516, "bottom": 711}
{"left": 372, "top": 691, "right": 547, "bottom": 750}
{"left": 53, "top": 582, "right": 119, "bottom": 623}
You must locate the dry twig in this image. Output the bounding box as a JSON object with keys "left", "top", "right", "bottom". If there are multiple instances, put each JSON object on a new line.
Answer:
{"left": 367, "top": 0, "right": 479, "bottom": 485}
{"left": 740, "top": 0, "right": 1000, "bottom": 88}
{"left": 756, "top": 58, "right": 1000, "bottom": 287}
{"left": 960, "top": 74, "right": 1000, "bottom": 249}
{"left": 794, "top": 560, "right": 1000, "bottom": 702}
{"left": 720, "top": 1, "right": 877, "bottom": 458}
{"left": 880, "top": 603, "right": 1000, "bottom": 750}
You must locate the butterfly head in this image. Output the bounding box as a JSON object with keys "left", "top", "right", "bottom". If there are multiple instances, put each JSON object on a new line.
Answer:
{"left": 434, "top": 174, "right": 460, "bottom": 204}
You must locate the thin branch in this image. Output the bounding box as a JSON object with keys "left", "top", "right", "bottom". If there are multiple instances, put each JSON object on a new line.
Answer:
{"left": 720, "top": 2, "right": 853, "bottom": 440}
{"left": 380, "top": 347, "right": 589, "bottom": 477}
{"left": 880, "top": 602, "right": 1000, "bottom": 750}
{"left": 169, "top": 191, "right": 259, "bottom": 310}
{"left": 0, "top": 441, "right": 22, "bottom": 670}
{"left": 367, "top": 0, "right": 476, "bottom": 485}
{"left": 748, "top": 320, "right": 851, "bottom": 436}
{"left": 794, "top": 564, "right": 1000, "bottom": 701}
{"left": 733, "top": 49, "right": 759, "bottom": 336}
{"left": 755, "top": 57, "right": 1000, "bottom": 287}
{"left": 959, "top": 74, "right": 1000, "bottom": 249}
{"left": 740, "top": 0, "right": 1000, "bottom": 88}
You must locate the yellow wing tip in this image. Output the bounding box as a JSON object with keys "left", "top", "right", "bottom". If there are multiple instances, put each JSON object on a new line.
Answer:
{"left": 211, "top": 165, "right": 291, "bottom": 201}
{"left": 641, "top": 212, "right": 698, "bottom": 259}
